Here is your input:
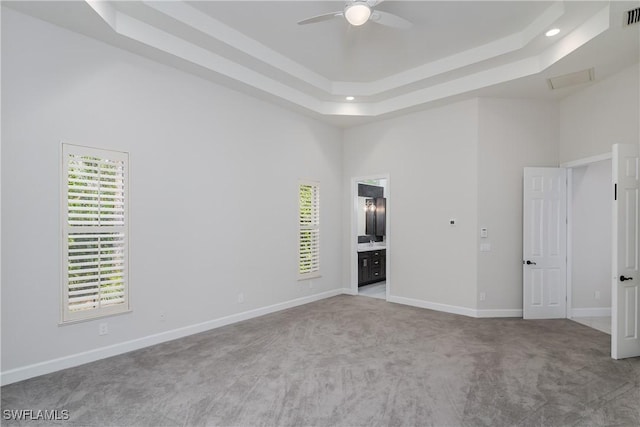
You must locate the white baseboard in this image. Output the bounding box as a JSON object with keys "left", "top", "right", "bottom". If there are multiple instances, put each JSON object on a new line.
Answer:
{"left": 387, "top": 295, "right": 477, "bottom": 318}
{"left": 476, "top": 309, "right": 523, "bottom": 318}
{"left": 1, "top": 288, "right": 347, "bottom": 386}
{"left": 387, "top": 296, "right": 522, "bottom": 319}
{"left": 571, "top": 307, "right": 611, "bottom": 318}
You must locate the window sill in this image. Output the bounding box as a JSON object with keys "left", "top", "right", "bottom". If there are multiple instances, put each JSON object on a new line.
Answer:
{"left": 298, "top": 273, "right": 321, "bottom": 281}
{"left": 59, "top": 309, "right": 133, "bottom": 326}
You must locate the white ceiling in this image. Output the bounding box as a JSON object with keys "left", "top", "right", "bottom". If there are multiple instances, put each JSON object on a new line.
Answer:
{"left": 186, "top": 1, "right": 557, "bottom": 82}
{"left": 4, "top": 1, "right": 640, "bottom": 127}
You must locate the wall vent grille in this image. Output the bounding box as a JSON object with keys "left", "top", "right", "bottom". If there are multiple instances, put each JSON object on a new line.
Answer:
{"left": 626, "top": 7, "right": 640, "bottom": 26}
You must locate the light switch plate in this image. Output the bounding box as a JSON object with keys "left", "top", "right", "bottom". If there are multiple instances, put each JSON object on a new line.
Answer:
{"left": 480, "top": 243, "right": 491, "bottom": 252}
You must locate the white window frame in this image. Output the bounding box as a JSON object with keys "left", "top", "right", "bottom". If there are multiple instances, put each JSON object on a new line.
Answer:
{"left": 61, "top": 143, "right": 130, "bottom": 323}
{"left": 298, "top": 180, "right": 321, "bottom": 280}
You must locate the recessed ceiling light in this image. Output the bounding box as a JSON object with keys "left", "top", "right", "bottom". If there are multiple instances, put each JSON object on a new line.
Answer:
{"left": 545, "top": 28, "right": 560, "bottom": 37}
{"left": 345, "top": 96, "right": 355, "bottom": 101}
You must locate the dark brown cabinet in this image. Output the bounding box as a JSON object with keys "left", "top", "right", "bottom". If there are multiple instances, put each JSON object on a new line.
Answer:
{"left": 358, "top": 249, "right": 386, "bottom": 286}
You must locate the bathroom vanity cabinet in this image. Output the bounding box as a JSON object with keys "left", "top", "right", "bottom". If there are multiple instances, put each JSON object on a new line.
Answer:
{"left": 358, "top": 249, "right": 386, "bottom": 286}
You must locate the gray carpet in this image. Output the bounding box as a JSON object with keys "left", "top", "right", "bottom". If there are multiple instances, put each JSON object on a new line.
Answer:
{"left": 2, "top": 295, "right": 639, "bottom": 426}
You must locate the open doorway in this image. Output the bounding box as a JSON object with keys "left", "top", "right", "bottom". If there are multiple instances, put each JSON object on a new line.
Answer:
{"left": 524, "top": 145, "right": 639, "bottom": 359}
{"left": 351, "top": 175, "right": 390, "bottom": 300}
{"left": 567, "top": 158, "right": 612, "bottom": 334}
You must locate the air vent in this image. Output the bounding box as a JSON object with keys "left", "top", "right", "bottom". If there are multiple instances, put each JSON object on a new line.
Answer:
{"left": 547, "top": 68, "right": 595, "bottom": 90}
{"left": 626, "top": 7, "right": 640, "bottom": 26}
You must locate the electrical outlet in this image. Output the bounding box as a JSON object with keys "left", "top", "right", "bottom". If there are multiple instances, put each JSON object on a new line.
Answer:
{"left": 594, "top": 291, "right": 601, "bottom": 300}
{"left": 237, "top": 293, "right": 244, "bottom": 303}
{"left": 479, "top": 292, "right": 486, "bottom": 302}
{"left": 98, "top": 322, "right": 108, "bottom": 336}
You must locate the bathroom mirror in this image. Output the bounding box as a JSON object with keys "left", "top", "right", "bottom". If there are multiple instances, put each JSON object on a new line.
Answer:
{"left": 357, "top": 197, "right": 384, "bottom": 237}
{"left": 357, "top": 182, "right": 386, "bottom": 238}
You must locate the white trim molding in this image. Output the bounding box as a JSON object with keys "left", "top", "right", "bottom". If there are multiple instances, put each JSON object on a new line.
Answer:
{"left": 387, "top": 296, "right": 523, "bottom": 319}
{"left": 81, "top": 0, "right": 611, "bottom": 117}
{"left": 560, "top": 152, "right": 612, "bottom": 168}
{"left": 476, "top": 309, "right": 524, "bottom": 318}
{"left": 1, "top": 288, "right": 348, "bottom": 386}
{"left": 387, "top": 295, "right": 478, "bottom": 318}
{"left": 571, "top": 307, "right": 612, "bottom": 318}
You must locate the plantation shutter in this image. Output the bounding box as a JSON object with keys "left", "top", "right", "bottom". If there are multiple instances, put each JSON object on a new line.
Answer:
{"left": 62, "top": 144, "right": 129, "bottom": 322}
{"left": 298, "top": 181, "right": 320, "bottom": 279}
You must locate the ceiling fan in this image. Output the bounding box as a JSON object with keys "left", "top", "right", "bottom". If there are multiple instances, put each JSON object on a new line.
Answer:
{"left": 297, "top": 0, "right": 412, "bottom": 29}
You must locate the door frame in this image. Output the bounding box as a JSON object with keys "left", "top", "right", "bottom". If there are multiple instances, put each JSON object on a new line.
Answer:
{"left": 350, "top": 174, "right": 391, "bottom": 298}
{"left": 561, "top": 152, "right": 612, "bottom": 320}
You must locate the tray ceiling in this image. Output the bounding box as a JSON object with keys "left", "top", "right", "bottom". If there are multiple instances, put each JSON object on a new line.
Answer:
{"left": 4, "top": 1, "right": 639, "bottom": 126}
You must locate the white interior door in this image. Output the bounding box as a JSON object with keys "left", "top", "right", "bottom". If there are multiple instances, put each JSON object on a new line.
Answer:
{"left": 612, "top": 143, "right": 640, "bottom": 359}
{"left": 523, "top": 167, "right": 567, "bottom": 319}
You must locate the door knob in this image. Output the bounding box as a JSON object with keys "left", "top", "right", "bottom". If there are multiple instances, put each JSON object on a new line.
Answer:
{"left": 524, "top": 260, "right": 536, "bottom": 265}
{"left": 620, "top": 276, "right": 633, "bottom": 282}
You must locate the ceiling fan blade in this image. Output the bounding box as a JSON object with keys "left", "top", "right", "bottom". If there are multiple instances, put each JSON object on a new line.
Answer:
{"left": 367, "top": 0, "right": 384, "bottom": 7}
{"left": 370, "top": 10, "right": 412, "bottom": 29}
{"left": 297, "top": 11, "right": 343, "bottom": 25}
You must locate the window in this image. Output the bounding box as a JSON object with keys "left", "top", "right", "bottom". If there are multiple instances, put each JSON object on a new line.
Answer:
{"left": 61, "top": 144, "right": 129, "bottom": 322}
{"left": 298, "top": 181, "right": 320, "bottom": 279}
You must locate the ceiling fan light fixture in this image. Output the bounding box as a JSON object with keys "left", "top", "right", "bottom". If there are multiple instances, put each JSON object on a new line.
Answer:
{"left": 345, "top": 3, "right": 371, "bottom": 26}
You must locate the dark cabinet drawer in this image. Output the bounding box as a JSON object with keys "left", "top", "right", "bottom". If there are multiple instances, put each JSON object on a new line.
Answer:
{"left": 358, "top": 249, "right": 386, "bottom": 286}
{"left": 371, "top": 266, "right": 382, "bottom": 278}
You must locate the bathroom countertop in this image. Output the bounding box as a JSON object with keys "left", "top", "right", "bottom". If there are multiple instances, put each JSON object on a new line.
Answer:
{"left": 357, "top": 243, "right": 386, "bottom": 253}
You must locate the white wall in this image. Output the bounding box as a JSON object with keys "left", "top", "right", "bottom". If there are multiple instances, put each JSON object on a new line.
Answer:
{"left": 477, "top": 98, "right": 559, "bottom": 313}
{"left": 559, "top": 63, "right": 640, "bottom": 163}
{"left": 343, "top": 98, "right": 561, "bottom": 315}
{"left": 1, "top": 9, "right": 343, "bottom": 378}
{"left": 343, "top": 100, "right": 479, "bottom": 311}
{"left": 571, "top": 160, "right": 612, "bottom": 311}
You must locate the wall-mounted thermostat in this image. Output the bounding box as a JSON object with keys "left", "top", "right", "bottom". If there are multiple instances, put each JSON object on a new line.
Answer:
{"left": 480, "top": 227, "right": 488, "bottom": 238}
